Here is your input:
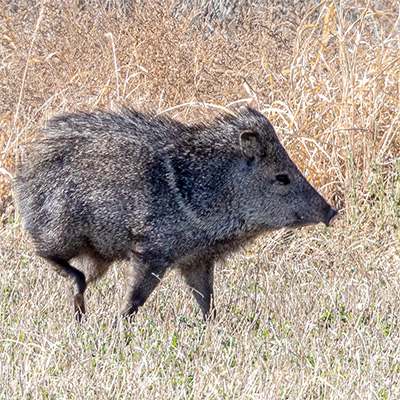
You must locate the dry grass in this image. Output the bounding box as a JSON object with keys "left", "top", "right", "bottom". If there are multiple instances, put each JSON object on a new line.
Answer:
{"left": 0, "top": 0, "right": 400, "bottom": 398}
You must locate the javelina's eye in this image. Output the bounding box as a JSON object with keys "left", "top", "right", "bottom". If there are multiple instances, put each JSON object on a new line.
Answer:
{"left": 276, "top": 174, "right": 290, "bottom": 185}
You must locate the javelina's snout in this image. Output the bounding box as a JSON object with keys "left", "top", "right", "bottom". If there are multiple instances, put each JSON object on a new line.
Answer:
{"left": 324, "top": 207, "right": 338, "bottom": 227}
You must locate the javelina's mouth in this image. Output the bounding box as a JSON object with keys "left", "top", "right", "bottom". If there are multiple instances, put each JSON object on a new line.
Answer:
{"left": 324, "top": 208, "right": 338, "bottom": 227}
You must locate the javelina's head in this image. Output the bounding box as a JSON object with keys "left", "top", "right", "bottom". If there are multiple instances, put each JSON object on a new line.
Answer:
{"left": 225, "top": 108, "right": 337, "bottom": 232}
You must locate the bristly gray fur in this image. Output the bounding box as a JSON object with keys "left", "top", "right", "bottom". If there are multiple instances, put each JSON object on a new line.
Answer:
{"left": 15, "top": 107, "right": 337, "bottom": 320}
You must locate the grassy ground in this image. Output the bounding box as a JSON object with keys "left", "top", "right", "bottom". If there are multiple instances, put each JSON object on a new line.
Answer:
{"left": 1, "top": 0, "right": 400, "bottom": 398}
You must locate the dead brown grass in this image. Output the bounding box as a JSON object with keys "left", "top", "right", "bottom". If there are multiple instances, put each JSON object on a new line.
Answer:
{"left": 0, "top": 0, "right": 400, "bottom": 398}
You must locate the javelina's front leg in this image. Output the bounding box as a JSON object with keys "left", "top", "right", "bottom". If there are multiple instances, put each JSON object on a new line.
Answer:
{"left": 122, "top": 262, "right": 167, "bottom": 317}
{"left": 181, "top": 258, "right": 216, "bottom": 321}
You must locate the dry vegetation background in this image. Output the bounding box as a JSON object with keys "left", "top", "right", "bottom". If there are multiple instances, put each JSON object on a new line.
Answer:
{"left": 1, "top": 0, "right": 400, "bottom": 398}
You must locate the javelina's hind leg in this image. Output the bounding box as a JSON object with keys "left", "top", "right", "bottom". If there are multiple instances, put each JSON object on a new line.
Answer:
{"left": 45, "top": 256, "right": 87, "bottom": 321}
{"left": 181, "top": 259, "right": 216, "bottom": 321}
{"left": 122, "top": 263, "right": 167, "bottom": 317}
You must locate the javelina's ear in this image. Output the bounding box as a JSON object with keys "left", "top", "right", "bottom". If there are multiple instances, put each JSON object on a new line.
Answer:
{"left": 239, "top": 130, "right": 262, "bottom": 163}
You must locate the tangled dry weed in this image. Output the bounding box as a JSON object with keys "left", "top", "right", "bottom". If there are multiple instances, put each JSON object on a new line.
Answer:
{"left": 1, "top": 0, "right": 400, "bottom": 398}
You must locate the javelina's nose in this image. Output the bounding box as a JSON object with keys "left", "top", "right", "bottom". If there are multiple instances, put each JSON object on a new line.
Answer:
{"left": 324, "top": 208, "right": 338, "bottom": 227}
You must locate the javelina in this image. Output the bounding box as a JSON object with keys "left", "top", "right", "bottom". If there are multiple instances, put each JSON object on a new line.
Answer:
{"left": 15, "top": 107, "right": 337, "bottom": 321}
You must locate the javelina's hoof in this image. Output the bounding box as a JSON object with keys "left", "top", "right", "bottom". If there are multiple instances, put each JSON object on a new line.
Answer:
{"left": 121, "top": 306, "right": 138, "bottom": 319}
{"left": 119, "top": 311, "right": 137, "bottom": 327}
{"left": 123, "top": 313, "right": 136, "bottom": 324}
{"left": 74, "top": 293, "right": 86, "bottom": 322}
{"left": 202, "top": 308, "right": 217, "bottom": 323}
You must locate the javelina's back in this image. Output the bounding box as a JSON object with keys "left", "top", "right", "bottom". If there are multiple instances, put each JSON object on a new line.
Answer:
{"left": 15, "top": 108, "right": 337, "bottom": 321}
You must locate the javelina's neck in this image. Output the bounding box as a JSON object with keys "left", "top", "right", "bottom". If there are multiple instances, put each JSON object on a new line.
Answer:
{"left": 159, "top": 157, "right": 255, "bottom": 253}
